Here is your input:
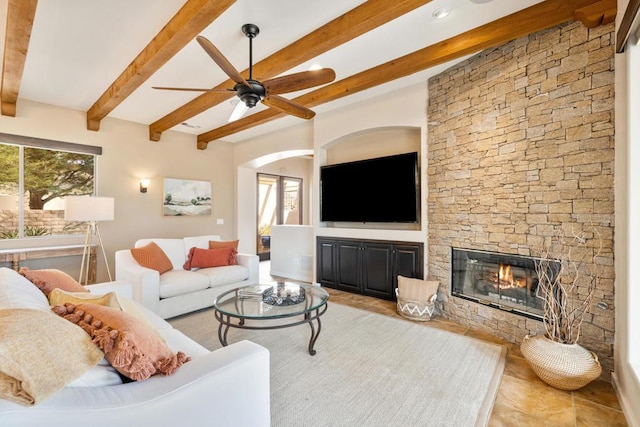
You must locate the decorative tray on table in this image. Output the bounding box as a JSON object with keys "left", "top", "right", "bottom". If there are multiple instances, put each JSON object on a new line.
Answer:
{"left": 262, "top": 283, "right": 306, "bottom": 306}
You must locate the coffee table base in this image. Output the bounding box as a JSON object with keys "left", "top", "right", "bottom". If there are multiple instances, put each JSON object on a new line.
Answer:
{"left": 214, "top": 304, "right": 328, "bottom": 356}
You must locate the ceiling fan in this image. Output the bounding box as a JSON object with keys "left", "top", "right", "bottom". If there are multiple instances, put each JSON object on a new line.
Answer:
{"left": 153, "top": 23, "right": 336, "bottom": 121}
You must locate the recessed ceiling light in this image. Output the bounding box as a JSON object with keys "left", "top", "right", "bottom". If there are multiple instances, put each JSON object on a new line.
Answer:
{"left": 470, "top": 0, "right": 493, "bottom": 4}
{"left": 432, "top": 7, "right": 451, "bottom": 19}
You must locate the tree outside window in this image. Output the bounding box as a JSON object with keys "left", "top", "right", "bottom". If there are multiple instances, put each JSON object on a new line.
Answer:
{"left": 0, "top": 143, "right": 95, "bottom": 239}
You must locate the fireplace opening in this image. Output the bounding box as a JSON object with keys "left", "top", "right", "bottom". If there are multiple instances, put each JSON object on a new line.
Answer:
{"left": 450, "top": 248, "right": 556, "bottom": 320}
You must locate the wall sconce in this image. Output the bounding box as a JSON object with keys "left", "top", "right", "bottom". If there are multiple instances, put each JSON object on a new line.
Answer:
{"left": 140, "top": 179, "right": 150, "bottom": 193}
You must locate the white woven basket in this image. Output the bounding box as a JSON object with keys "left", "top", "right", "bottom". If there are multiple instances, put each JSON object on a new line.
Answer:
{"left": 520, "top": 334, "right": 602, "bottom": 390}
{"left": 395, "top": 289, "right": 436, "bottom": 321}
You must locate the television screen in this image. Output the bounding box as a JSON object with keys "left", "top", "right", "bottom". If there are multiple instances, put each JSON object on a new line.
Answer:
{"left": 320, "top": 152, "right": 419, "bottom": 223}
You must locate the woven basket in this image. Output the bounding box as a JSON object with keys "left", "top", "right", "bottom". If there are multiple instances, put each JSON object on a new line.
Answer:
{"left": 395, "top": 289, "right": 436, "bottom": 321}
{"left": 520, "top": 334, "right": 602, "bottom": 391}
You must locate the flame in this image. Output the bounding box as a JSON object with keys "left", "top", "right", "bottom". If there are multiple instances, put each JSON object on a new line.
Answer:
{"left": 497, "top": 264, "right": 526, "bottom": 289}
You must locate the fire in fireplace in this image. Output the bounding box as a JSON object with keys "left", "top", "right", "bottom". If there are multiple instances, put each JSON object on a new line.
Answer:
{"left": 450, "top": 248, "right": 554, "bottom": 320}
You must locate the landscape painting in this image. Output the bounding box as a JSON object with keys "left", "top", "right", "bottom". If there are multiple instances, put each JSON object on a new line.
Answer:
{"left": 163, "top": 178, "right": 212, "bottom": 216}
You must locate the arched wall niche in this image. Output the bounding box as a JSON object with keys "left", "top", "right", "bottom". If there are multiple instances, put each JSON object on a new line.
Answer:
{"left": 315, "top": 125, "right": 425, "bottom": 236}
{"left": 321, "top": 126, "right": 421, "bottom": 166}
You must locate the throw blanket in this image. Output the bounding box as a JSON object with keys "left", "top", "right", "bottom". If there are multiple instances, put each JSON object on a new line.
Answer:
{"left": 0, "top": 308, "right": 103, "bottom": 406}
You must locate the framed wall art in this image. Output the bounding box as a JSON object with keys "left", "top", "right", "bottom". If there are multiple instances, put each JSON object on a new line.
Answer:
{"left": 162, "top": 178, "right": 212, "bottom": 216}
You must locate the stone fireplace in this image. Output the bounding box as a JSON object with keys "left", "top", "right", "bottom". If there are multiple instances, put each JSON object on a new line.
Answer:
{"left": 426, "top": 21, "right": 615, "bottom": 376}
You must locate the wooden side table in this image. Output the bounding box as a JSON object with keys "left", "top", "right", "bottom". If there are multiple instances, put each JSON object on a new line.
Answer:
{"left": 0, "top": 244, "right": 98, "bottom": 284}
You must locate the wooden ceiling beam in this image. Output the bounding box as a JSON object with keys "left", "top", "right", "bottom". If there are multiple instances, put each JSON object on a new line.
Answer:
{"left": 197, "top": 0, "right": 616, "bottom": 148}
{"left": 149, "top": 0, "right": 435, "bottom": 141}
{"left": 574, "top": 0, "right": 617, "bottom": 28}
{"left": 85, "top": 0, "right": 235, "bottom": 132}
{"left": 1, "top": 0, "right": 38, "bottom": 117}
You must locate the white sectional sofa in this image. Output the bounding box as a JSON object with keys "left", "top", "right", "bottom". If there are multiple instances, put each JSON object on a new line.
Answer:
{"left": 115, "top": 235, "right": 259, "bottom": 319}
{"left": 0, "top": 267, "right": 271, "bottom": 427}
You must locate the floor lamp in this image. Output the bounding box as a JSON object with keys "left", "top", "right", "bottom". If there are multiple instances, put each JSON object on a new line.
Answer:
{"left": 65, "top": 196, "right": 114, "bottom": 285}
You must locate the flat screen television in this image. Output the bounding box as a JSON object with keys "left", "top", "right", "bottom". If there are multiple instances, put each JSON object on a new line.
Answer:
{"left": 320, "top": 152, "right": 420, "bottom": 223}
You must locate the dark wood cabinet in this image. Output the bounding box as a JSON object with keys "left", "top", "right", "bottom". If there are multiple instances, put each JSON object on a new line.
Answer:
{"left": 317, "top": 237, "right": 423, "bottom": 300}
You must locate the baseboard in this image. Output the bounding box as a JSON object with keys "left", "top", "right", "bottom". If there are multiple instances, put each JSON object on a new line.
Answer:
{"left": 611, "top": 371, "right": 640, "bottom": 427}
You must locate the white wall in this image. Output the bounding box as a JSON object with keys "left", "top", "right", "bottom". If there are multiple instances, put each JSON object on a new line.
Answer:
{"left": 233, "top": 121, "right": 314, "bottom": 254}
{"left": 0, "top": 100, "right": 236, "bottom": 282}
{"left": 614, "top": 1, "right": 640, "bottom": 424}
{"left": 313, "top": 83, "right": 428, "bottom": 259}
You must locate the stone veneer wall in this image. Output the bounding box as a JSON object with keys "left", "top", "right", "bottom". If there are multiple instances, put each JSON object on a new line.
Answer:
{"left": 426, "top": 22, "right": 615, "bottom": 376}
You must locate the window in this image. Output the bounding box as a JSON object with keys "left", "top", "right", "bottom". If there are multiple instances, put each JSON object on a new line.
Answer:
{"left": 0, "top": 133, "right": 101, "bottom": 240}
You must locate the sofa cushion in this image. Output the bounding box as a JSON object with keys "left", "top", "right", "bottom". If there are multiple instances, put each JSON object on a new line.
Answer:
{"left": 198, "top": 265, "right": 250, "bottom": 288}
{"left": 183, "top": 247, "right": 238, "bottom": 270}
{"left": 131, "top": 242, "right": 173, "bottom": 274}
{"left": 160, "top": 329, "right": 209, "bottom": 358}
{"left": 209, "top": 239, "right": 239, "bottom": 250}
{"left": 183, "top": 235, "right": 222, "bottom": 257}
{"left": 0, "top": 267, "right": 49, "bottom": 310}
{"left": 52, "top": 302, "right": 190, "bottom": 381}
{"left": 19, "top": 267, "right": 88, "bottom": 296}
{"left": 159, "top": 270, "right": 210, "bottom": 299}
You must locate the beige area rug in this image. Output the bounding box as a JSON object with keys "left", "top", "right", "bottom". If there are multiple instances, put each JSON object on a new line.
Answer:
{"left": 169, "top": 303, "right": 506, "bottom": 427}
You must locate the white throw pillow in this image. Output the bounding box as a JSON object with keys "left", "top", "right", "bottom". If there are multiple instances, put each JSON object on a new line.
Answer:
{"left": 0, "top": 267, "right": 49, "bottom": 310}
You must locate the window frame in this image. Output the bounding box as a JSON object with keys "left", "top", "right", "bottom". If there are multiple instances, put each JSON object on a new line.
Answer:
{"left": 0, "top": 133, "right": 102, "bottom": 240}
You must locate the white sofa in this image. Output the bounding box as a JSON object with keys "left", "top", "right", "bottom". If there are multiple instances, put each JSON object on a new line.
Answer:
{"left": 0, "top": 267, "right": 271, "bottom": 427}
{"left": 115, "top": 235, "right": 259, "bottom": 319}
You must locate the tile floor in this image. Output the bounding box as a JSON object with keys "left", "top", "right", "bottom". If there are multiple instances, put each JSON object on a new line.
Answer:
{"left": 260, "top": 261, "right": 628, "bottom": 427}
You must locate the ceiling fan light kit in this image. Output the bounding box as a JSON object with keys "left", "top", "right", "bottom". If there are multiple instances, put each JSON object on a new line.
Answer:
{"left": 153, "top": 23, "right": 336, "bottom": 122}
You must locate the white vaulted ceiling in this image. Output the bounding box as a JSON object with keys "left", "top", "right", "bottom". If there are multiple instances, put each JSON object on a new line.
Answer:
{"left": 0, "top": 0, "right": 616, "bottom": 145}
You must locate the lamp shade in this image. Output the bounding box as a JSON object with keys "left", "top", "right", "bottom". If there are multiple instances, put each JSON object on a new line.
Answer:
{"left": 65, "top": 196, "right": 115, "bottom": 222}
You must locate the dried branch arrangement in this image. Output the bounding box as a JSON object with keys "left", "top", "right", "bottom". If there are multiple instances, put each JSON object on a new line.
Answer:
{"left": 534, "top": 227, "right": 602, "bottom": 344}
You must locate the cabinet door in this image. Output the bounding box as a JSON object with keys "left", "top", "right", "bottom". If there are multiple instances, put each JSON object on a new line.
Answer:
{"left": 336, "top": 241, "right": 361, "bottom": 293}
{"left": 317, "top": 239, "right": 337, "bottom": 288}
{"left": 361, "top": 242, "right": 394, "bottom": 299}
{"left": 392, "top": 243, "right": 424, "bottom": 292}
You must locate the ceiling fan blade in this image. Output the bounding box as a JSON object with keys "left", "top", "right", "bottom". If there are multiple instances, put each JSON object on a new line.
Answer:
{"left": 228, "top": 101, "right": 249, "bottom": 122}
{"left": 196, "top": 36, "right": 250, "bottom": 87}
{"left": 262, "top": 95, "right": 315, "bottom": 120}
{"left": 152, "top": 86, "right": 232, "bottom": 92}
{"left": 262, "top": 68, "right": 336, "bottom": 95}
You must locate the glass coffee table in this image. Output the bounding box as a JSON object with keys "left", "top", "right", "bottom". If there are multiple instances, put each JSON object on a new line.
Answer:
{"left": 213, "top": 282, "right": 329, "bottom": 355}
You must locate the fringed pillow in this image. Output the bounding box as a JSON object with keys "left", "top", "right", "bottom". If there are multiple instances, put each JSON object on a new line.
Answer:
{"left": 19, "top": 267, "right": 88, "bottom": 296}
{"left": 52, "top": 302, "right": 190, "bottom": 381}
{"left": 183, "top": 247, "right": 238, "bottom": 270}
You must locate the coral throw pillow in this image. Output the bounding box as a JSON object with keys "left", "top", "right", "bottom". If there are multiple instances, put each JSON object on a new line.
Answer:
{"left": 19, "top": 267, "right": 88, "bottom": 296}
{"left": 208, "top": 239, "right": 239, "bottom": 250}
{"left": 130, "top": 242, "right": 173, "bottom": 274}
{"left": 52, "top": 302, "right": 190, "bottom": 381}
{"left": 183, "top": 247, "right": 237, "bottom": 270}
